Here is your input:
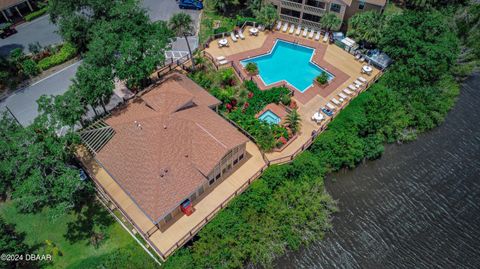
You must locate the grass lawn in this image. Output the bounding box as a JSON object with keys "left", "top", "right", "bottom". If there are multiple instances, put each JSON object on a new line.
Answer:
{"left": 0, "top": 200, "right": 159, "bottom": 269}
{"left": 198, "top": 0, "right": 236, "bottom": 44}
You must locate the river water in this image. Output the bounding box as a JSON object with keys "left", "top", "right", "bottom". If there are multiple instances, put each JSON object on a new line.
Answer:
{"left": 274, "top": 73, "right": 480, "bottom": 269}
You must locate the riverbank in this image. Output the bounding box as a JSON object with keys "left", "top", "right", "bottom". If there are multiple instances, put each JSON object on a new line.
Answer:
{"left": 274, "top": 72, "right": 480, "bottom": 268}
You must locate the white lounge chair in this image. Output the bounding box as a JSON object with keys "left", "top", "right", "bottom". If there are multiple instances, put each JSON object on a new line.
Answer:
{"left": 332, "top": 98, "right": 341, "bottom": 106}
{"left": 302, "top": 27, "right": 308, "bottom": 37}
{"left": 343, "top": 89, "right": 353, "bottom": 95}
{"left": 354, "top": 80, "right": 363, "bottom": 87}
{"left": 358, "top": 76, "right": 368, "bottom": 83}
{"left": 339, "top": 93, "right": 348, "bottom": 99}
{"left": 289, "top": 24, "right": 295, "bottom": 34}
{"left": 348, "top": 84, "right": 358, "bottom": 91}
{"left": 323, "top": 32, "right": 329, "bottom": 43}
{"left": 326, "top": 102, "right": 336, "bottom": 110}
{"left": 231, "top": 32, "right": 237, "bottom": 42}
{"left": 314, "top": 31, "right": 321, "bottom": 41}
{"left": 238, "top": 31, "right": 245, "bottom": 40}
{"left": 216, "top": 56, "right": 225, "bottom": 61}
{"left": 308, "top": 29, "right": 314, "bottom": 39}
{"left": 218, "top": 60, "right": 228, "bottom": 65}
{"left": 276, "top": 21, "right": 282, "bottom": 31}
{"left": 282, "top": 22, "right": 289, "bottom": 32}
{"left": 295, "top": 25, "right": 301, "bottom": 35}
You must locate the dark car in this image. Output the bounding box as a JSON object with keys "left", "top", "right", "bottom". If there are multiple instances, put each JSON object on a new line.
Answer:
{"left": 179, "top": 0, "right": 203, "bottom": 10}
{"left": 0, "top": 23, "right": 17, "bottom": 39}
{"left": 321, "top": 107, "right": 334, "bottom": 117}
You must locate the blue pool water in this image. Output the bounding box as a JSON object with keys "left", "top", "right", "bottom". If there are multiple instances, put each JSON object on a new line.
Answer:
{"left": 241, "top": 40, "right": 334, "bottom": 92}
{"left": 258, "top": 110, "right": 281, "bottom": 125}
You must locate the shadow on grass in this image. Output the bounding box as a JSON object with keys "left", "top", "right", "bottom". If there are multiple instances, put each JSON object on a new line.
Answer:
{"left": 64, "top": 189, "right": 114, "bottom": 245}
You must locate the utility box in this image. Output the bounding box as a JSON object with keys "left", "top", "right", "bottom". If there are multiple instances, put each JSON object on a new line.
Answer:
{"left": 180, "top": 199, "right": 193, "bottom": 216}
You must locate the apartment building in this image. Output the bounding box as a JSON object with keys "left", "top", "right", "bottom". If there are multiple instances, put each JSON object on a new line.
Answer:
{"left": 268, "top": 0, "right": 386, "bottom": 30}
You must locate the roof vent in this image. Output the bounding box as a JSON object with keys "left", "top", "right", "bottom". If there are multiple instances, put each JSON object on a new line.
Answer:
{"left": 163, "top": 124, "right": 167, "bottom": 129}
{"left": 160, "top": 168, "right": 169, "bottom": 178}
{"left": 134, "top": 121, "right": 142, "bottom": 130}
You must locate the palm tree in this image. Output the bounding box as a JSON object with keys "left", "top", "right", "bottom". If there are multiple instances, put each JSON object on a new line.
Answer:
{"left": 285, "top": 109, "right": 301, "bottom": 134}
{"left": 347, "top": 11, "right": 384, "bottom": 46}
{"left": 169, "top": 13, "right": 196, "bottom": 71}
{"left": 254, "top": 4, "right": 279, "bottom": 29}
{"left": 320, "top": 13, "right": 342, "bottom": 32}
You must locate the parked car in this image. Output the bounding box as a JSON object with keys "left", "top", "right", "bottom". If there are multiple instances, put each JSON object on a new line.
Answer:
{"left": 321, "top": 107, "right": 334, "bottom": 117}
{"left": 0, "top": 23, "right": 17, "bottom": 39}
{"left": 178, "top": 0, "right": 203, "bottom": 10}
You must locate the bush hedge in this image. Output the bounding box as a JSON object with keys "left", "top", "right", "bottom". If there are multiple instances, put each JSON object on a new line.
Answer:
{"left": 24, "top": 7, "right": 48, "bottom": 22}
{"left": 37, "top": 43, "right": 77, "bottom": 71}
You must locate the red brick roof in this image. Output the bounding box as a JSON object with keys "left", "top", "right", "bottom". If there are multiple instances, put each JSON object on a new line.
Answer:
{"left": 95, "top": 74, "right": 248, "bottom": 223}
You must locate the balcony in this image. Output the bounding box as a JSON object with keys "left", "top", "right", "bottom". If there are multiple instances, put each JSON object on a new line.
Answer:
{"left": 303, "top": 5, "right": 326, "bottom": 15}
{"left": 280, "top": 14, "right": 301, "bottom": 24}
{"left": 281, "top": 0, "right": 303, "bottom": 10}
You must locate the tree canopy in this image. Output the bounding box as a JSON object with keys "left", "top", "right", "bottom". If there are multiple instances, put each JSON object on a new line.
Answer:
{"left": 320, "top": 13, "right": 342, "bottom": 31}
{"left": 0, "top": 113, "right": 86, "bottom": 216}
{"left": 347, "top": 11, "right": 385, "bottom": 46}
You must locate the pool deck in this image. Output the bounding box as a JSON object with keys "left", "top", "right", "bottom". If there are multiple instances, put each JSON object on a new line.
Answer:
{"left": 205, "top": 27, "right": 381, "bottom": 162}
{"left": 255, "top": 103, "right": 289, "bottom": 124}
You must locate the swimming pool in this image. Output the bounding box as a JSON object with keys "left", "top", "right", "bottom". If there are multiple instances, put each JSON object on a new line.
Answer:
{"left": 258, "top": 110, "right": 281, "bottom": 125}
{"left": 241, "top": 40, "right": 334, "bottom": 93}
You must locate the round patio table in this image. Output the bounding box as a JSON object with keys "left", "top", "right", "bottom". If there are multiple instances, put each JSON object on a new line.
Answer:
{"left": 313, "top": 112, "right": 324, "bottom": 122}
{"left": 362, "top": 65, "right": 373, "bottom": 74}
{"left": 249, "top": 28, "right": 259, "bottom": 35}
{"left": 219, "top": 39, "right": 228, "bottom": 46}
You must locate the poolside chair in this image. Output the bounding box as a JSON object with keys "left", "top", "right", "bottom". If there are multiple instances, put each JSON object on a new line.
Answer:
{"left": 343, "top": 88, "right": 353, "bottom": 95}
{"left": 326, "top": 102, "right": 336, "bottom": 110}
{"left": 231, "top": 32, "right": 237, "bottom": 42}
{"left": 354, "top": 79, "right": 363, "bottom": 87}
{"left": 339, "top": 93, "right": 348, "bottom": 99}
{"left": 276, "top": 21, "right": 282, "bottom": 31}
{"left": 355, "top": 54, "right": 362, "bottom": 61}
{"left": 219, "top": 60, "right": 228, "bottom": 65}
{"left": 289, "top": 24, "right": 295, "bottom": 34}
{"left": 303, "top": 27, "right": 308, "bottom": 37}
{"left": 295, "top": 25, "right": 301, "bottom": 35}
{"left": 308, "top": 29, "right": 314, "bottom": 39}
{"left": 315, "top": 31, "right": 321, "bottom": 41}
{"left": 238, "top": 31, "right": 245, "bottom": 40}
{"left": 282, "top": 22, "right": 289, "bottom": 32}
{"left": 358, "top": 76, "right": 368, "bottom": 83}
{"left": 332, "top": 98, "right": 341, "bottom": 106}
{"left": 216, "top": 56, "right": 225, "bottom": 61}
{"left": 323, "top": 32, "right": 329, "bottom": 43}
{"left": 348, "top": 84, "right": 358, "bottom": 91}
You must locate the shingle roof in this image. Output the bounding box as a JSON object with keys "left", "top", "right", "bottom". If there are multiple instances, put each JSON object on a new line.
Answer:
{"left": 95, "top": 74, "right": 248, "bottom": 223}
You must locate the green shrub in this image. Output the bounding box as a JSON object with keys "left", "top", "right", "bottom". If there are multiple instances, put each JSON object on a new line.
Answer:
{"left": 21, "top": 59, "right": 39, "bottom": 77}
{"left": 24, "top": 7, "right": 48, "bottom": 22}
{"left": 245, "top": 62, "right": 258, "bottom": 75}
{"left": 37, "top": 43, "right": 77, "bottom": 71}
{"left": 236, "top": 16, "right": 258, "bottom": 27}
{"left": 213, "top": 26, "right": 228, "bottom": 35}
{"left": 315, "top": 72, "right": 329, "bottom": 85}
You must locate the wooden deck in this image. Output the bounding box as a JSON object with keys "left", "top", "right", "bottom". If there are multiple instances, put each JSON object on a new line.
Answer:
{"left": 76, "top": 141, "right": 266, "bottom": 259}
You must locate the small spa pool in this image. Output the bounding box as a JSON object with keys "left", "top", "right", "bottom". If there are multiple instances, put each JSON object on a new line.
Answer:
{"left": 241, "top": 39, "right": 334, "bottom": 93}
{"left": 258, "top": 110, "right": 281, "bottom": 125}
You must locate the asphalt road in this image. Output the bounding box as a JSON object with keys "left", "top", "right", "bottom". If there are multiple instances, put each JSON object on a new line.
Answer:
{"left": 0, "top": 0, "right": 201, "bottom": 126}
{"left": 0, "top": 15, "right": 62, "bottom": 56}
